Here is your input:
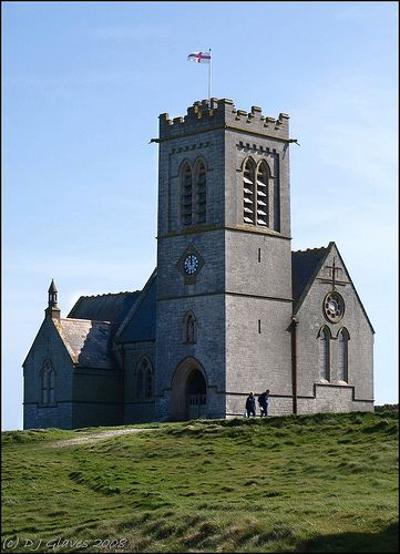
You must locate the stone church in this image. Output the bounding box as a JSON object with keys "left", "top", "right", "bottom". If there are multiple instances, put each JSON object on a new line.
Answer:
{"left": 23, "top": 98, "right": 374, "bottom": 429}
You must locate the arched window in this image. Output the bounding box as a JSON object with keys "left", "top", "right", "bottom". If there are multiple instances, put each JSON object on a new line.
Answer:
{"left": 183, "top": 312, "right": 197, "bottom": 344}
{"left": 337, "top": 328, "right": 349, "bottom": 382}
{"left": 49, "top": 368, "right": 55, "bottom": 404}
{"left": 136, "top": 357, "right": 153, "bottom": 400}
{"left": 195, "top": 161, "right": 207, "bottom": 224}
{"left": 144, "top": 369, "right": 153, "bottom": 399}
{"left": 181, "top": 163, "right": 193, "bottom": 226}
{"left": 136, "top": 368, "right": 144, "bottom": 399}
{"left": 256, "top": 161, "right": 269, "bottom": 226}
{"left": 243, "top": 158, "right": 256, "bottom": 224}
{"left": 41, "top": 360, "right": 55, "bottom": 405}
{"left": 318, "top": 327, "right": 331, "bottom": 381}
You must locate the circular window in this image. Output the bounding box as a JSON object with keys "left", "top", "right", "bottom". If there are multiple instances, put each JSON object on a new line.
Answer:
{"left": 323, "top": 291, "right": 345, "bottom": 323}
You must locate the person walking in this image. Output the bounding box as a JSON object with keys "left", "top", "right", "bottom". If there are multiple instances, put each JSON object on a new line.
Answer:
{"left": 258, "top": 389, "right": 270, "bottom": 417}
{"left": 245, "top": 392, "right": 256, "bottom": 418}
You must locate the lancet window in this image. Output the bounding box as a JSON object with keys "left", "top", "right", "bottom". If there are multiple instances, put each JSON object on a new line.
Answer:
{"left": 41, "top": 360, "right": 55, "bottom": 405}
{"left": 337, "top": 328, "right": 349, "bottom": 382}
{"left": 318, "top": 326, "right": 331, "bottom": 381}
{"left": 136, "top": 357, "right": 154, "bottom": 400}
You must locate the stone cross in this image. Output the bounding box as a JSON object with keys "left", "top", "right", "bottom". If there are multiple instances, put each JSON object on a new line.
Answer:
{"left": 325, "top": 257, "right": 342, "bottom": 290}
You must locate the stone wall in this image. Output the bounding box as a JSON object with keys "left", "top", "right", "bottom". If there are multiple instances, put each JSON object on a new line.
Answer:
{"left": 295, "top": 244, "right": 374, "bottom": 413}
{"left": 155, "top": 293, "right": 226, "bottom": 420}
{"left": 72, "top": 367, "right": 123, "bottom": 428}
{"left": 23, "top": 318, "right": 74, "bottom": 429}
{"left": 122, "top": 341, "right": 156, "bottom": 423}
{"left": 225, "top": 232, "right": 292, "bottom": 299}
{"left": 23, "top": 403, "right": 74, "bottom": 430}
{"left": 225, "top": 296, "right": 293, "bottom": 398}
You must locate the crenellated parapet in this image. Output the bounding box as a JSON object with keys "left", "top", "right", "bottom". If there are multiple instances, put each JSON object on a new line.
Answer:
{"left": 159, "top": 98, "right": 289, "bottom": 140}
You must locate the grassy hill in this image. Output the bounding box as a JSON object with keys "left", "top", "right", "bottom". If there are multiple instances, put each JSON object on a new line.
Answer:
{"left": 2, "top": 411, "right": 398, "bottom": 553}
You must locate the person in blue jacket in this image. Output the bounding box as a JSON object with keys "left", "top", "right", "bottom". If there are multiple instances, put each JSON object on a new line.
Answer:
{"left": 258, "top": 389, "right": 270, "bottom": 417}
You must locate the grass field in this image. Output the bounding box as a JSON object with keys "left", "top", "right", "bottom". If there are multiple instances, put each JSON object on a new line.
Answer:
{"left": 2, "top": 411, "right": 399, "bottom": 552}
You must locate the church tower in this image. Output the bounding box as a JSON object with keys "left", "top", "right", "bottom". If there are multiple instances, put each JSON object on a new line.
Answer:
{"left": 155, "top": 98, "right": 294, "bottom": 419}
{"left": 22, "top": 96, "right": 374, "bottom": 430}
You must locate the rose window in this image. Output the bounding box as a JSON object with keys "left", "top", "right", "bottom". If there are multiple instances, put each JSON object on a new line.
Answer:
{"left": 323, "top": 291, "right": 345, "bottom": 323}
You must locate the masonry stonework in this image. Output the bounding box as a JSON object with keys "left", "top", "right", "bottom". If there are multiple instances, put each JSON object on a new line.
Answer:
{"left": 23, "top": 98, "right": 374, "bottom": 429}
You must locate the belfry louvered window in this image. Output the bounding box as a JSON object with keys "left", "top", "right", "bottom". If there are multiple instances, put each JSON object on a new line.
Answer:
{"left": 243, "top": 159, "right": 256, "bottom": 224}
{"left": 181, "top": 163, "right": 193, "bottom": 225}
{"left": 256, "top": 162, "right": 269, "bottom": 226}
{"left": 196, "top": 162, "right": 207, "bottom": 224}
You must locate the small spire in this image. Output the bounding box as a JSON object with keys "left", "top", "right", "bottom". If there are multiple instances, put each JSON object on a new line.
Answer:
{"left": 48, "top": 279, "right": 58, "bottom": 295}
{"left": 45, "top": 278, "right": 60, "bottom": 319}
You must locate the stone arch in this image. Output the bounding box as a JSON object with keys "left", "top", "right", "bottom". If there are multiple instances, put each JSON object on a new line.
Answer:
{"left": 193, "top": 155, "right": 209, "bottom": 172}
{"left": 240, "top": 155, "right": 257, "bottom": 171}
{"left": 255, "top": 158, "right": 271, "bottom": 173}
{"left": 336, "top": 326, "right": 350, "bottom": 340}
{"left": 170, "top": 357, "right": 208, "bottom": 420}
{"left": 316, "top": 324, "right": 332, "bottom": 340}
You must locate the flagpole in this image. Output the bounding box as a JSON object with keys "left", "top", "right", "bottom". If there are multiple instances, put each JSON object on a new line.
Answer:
{"left": 208, "top": 48, "right": 212, "bottom": 100}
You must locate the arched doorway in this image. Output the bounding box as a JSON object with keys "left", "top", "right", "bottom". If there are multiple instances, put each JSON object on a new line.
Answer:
{"left": 170, "top": 358, "right": 208, "bottom": 420}
{"left": 186, "top": 368, "right": 207, "bottom": 420}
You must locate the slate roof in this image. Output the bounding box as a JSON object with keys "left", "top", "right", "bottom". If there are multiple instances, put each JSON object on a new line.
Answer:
{"left": 56, "top": 274, "right": 156, "bottom": 366}
{"left": 292, "top": 246, "right": 329, "bottom": 311}
{"left": 44, "top": 243, "right": 372, "bottom": 365}
{"left": 53, "top": 318, "right": 114, "bottom": 369}
{"left": 68, "top": 291, "right": 140, "bottom": 324}
{"left": 116, "top": 270, "right": 157, "bottom": 343}
{"left": 291, "top": 243, "right": 374, "bottom": 332}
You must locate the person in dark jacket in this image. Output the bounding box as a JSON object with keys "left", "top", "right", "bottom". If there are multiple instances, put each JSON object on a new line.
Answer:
{"left": 258, "top": 389, "right": 270, "bottom": 417}
{"left": 245, "top": 392, "right": 256, "bottom": 417}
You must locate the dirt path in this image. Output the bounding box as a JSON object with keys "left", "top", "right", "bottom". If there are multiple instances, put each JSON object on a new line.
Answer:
{"left": 52, "top": 427, "right": 155, "bottom": 448}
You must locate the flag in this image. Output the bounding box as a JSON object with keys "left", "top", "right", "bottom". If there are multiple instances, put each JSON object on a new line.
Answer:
{"left": 187, "top": 51, "right": 211, "bottom": 64}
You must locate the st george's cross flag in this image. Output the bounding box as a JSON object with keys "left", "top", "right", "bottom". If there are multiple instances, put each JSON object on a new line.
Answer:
{"left": 187, "top": 51, "right": 211, "bottom": 64}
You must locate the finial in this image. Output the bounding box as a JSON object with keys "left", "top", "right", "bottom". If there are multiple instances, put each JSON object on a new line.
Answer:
{"left": 48, "top": 279, "right": 58, "bottom": 295}
{"left": 45, "top": 278, "right": 60, "bottom": 319}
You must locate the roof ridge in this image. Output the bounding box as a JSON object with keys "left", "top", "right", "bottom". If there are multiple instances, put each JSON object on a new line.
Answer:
{"left": 114, "top": 269, "right": 157, "bottom": 341}
{"left": 78, "top": 290, "right": 140, "bottom": 299}
{"left": 62, "top": 317, "right": 112, "bottom": 324}
{"left": 292, "top": 246, "right": 327, "bottom": 253}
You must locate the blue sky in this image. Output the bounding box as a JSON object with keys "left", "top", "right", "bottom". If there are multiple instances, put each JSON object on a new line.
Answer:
{"left": 2, "top": 1, "right": 398, "bottom": 430}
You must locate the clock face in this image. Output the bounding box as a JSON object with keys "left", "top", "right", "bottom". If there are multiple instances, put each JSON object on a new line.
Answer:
{"left": 184, "top": 254, "right": 199, "bottom": 275}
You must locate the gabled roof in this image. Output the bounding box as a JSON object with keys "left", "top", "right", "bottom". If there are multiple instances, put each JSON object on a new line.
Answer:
{"left": 292, "top": 242, "right": 374, "bottom": 333}
{"left": 115, "top": 270, "right": 157, "bottom": 344}
{"left": 53, "top": 318, "right": 114, "bottom": 369}
{"left": 292, "top": 246, "right": 329, "bottom": 312}
{"left": 67, "top": 291, "right": 140, "bottom": 324}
